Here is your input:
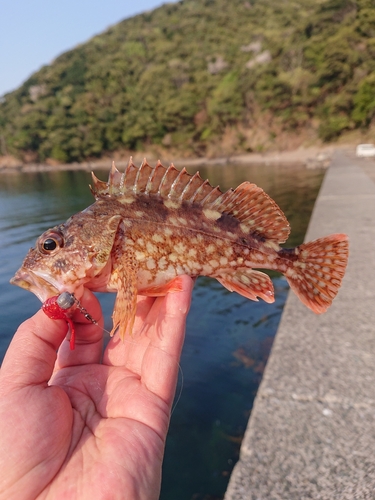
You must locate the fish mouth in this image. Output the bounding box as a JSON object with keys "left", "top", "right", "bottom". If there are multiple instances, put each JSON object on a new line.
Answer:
{"left": 10, "top": 268, "right": 60, "bottom": 303}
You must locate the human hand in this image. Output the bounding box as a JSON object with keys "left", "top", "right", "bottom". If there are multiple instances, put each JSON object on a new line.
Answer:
{"left": 0, "top": 275, "right": 194, "bottom": 500}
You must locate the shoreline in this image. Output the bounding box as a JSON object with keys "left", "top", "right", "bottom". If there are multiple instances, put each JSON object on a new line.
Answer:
{"left": 0, "top": 145, "right": 351, "bottom": 173}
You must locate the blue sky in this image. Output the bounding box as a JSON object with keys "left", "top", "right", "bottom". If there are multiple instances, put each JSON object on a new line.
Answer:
{"left": 0, "top": 0, "right": 178, "bottom": 97}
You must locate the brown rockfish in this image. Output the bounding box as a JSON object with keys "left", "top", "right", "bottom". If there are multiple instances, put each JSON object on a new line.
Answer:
{"left": 10, "top": 160, "right": 349, "bottom": 339}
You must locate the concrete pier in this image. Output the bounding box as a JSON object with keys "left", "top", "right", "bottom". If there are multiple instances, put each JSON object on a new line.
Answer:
{"left": 225, "top": 151, "right": 375, "bottom": 499}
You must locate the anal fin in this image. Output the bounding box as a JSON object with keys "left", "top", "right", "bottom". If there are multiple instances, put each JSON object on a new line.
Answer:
{"left": 216, "top": 269, "right": 274, "bottom": 303}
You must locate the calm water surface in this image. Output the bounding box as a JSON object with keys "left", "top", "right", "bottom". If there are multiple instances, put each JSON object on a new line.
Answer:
{"left": 0, "top": 163, "right": 324, "bottom": 500}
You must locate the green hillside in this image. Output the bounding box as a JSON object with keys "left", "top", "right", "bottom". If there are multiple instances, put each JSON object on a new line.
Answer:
{"left": 1, "top": 0, "right": 374, "bottom": 163}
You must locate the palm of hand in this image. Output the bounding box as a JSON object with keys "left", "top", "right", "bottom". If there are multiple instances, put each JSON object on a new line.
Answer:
{"left": 0, "top": 276, "right": 193, "bottom": 500}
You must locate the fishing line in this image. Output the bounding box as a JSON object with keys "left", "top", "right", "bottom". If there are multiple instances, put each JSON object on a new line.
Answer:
{"left": 171, "top": 362, "right": 184, "bottom": 415}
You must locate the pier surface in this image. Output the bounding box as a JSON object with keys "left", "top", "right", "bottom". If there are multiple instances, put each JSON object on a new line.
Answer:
{"left": 225, "top": 150, "right": 375, "bottom": 499}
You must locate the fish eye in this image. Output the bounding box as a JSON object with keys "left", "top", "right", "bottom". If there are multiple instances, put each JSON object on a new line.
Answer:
{"left": 43, "top": 238, "right": 57, "bottom": 251}
{"left": 38, "top": 231, "right": 64, "bottom": 254}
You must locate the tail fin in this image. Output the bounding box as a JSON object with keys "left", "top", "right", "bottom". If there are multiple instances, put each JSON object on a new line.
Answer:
{"left": 284, "top": 234, "right": 349, "bottom": 313}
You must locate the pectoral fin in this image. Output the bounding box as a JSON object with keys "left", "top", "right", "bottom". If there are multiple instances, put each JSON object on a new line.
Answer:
{"left": 109, "top": 250, "right": 138, "bottom": 340}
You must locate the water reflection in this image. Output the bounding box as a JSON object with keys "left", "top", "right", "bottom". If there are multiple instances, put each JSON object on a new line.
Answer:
{"left": 0, "top": 163, "right": 324, "bottom": 500}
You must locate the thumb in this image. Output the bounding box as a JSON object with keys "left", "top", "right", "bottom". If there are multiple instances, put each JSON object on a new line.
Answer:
{"left": 0, "top": 308, "right": 68, "bottom": 392}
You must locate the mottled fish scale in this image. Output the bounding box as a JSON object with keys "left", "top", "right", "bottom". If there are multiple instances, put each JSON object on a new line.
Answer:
{"left": 11, "top": 159, "right": 349, "bottom": 342}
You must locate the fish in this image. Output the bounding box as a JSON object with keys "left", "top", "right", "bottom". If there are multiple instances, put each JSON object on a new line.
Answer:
{"left": 10, "top": 159, "right": 349, "bottom": 340}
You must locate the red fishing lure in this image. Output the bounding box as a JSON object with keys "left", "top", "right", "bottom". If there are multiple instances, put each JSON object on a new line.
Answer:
{"left": 42, "top": 293, "right": 76, "bottom": 349}
{"left": 42, "top": 292, "right": 99, "bottom": 350}
{"left": 42, "top": 295, "right": 75, "bottom": 350}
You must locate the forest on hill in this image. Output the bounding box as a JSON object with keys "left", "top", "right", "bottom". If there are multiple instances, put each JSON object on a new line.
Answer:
{"left": 0, "top": 0, "right": 375, "bottom": 163}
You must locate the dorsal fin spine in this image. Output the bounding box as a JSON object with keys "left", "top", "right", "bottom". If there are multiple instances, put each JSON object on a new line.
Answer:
{"left": 180, "top": 172, "right": 200, "bottom": 202}
{"left": 145, "top": 161, "right": 163, "bottom": 194}
{"left": 200, "top": 185, "right": 222, "bottom": 206}
{"left": 125, "top": 157, "right": 135, "bottom": 178}
{"left": 190, "top": 178, "right": 210, "bottom": 203}
{"left": 91, "top": 171, "right": 108, "bottom": 198}
{"left": 158, "top": 166, "right": 171, "bottom": 196}
{"left": 133, "top": 161, "right": 144, "bottom": 194}
{"left": 108, "top": 161, "right": 117, "bottom": 195}
{"left": 169, "top": 167, "right": 187, "bottom": 199}
{"left": 156, "top": 164, "right": 178, "bottom": 197}
{"left": 119, "top": 171, "right": 125, "bottom": 190}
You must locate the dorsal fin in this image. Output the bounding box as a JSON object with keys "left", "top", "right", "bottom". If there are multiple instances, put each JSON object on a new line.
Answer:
{"left": 90, "top": 158, "right": 215, "bottom": 202}
{"left": 90, "top": 159, "right": 290, "bottom": 243}
{"left": 211, "top": 182, "right": 290, "bottom": 243}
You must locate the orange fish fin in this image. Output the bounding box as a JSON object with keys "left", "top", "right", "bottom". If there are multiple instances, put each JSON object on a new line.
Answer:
{"left": 217, "top": 269, "right": 275, "bottom": 303}
{"left": 140, "top": 277, "right": 184, "bottom": 296}
{"left": 109, "top": 251, "right": 138, "bottom": 340}
{"left": 210, "top": 182, "right": 290, "bottom": 243}
{"left": 98, "top": 158, "right": 217, "bottom": 201}
{"left": 111, "top": 286, "right": 137, "bottom": 341}
{"left": 284, "top": 233, "right": 349, "bottom": 314}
